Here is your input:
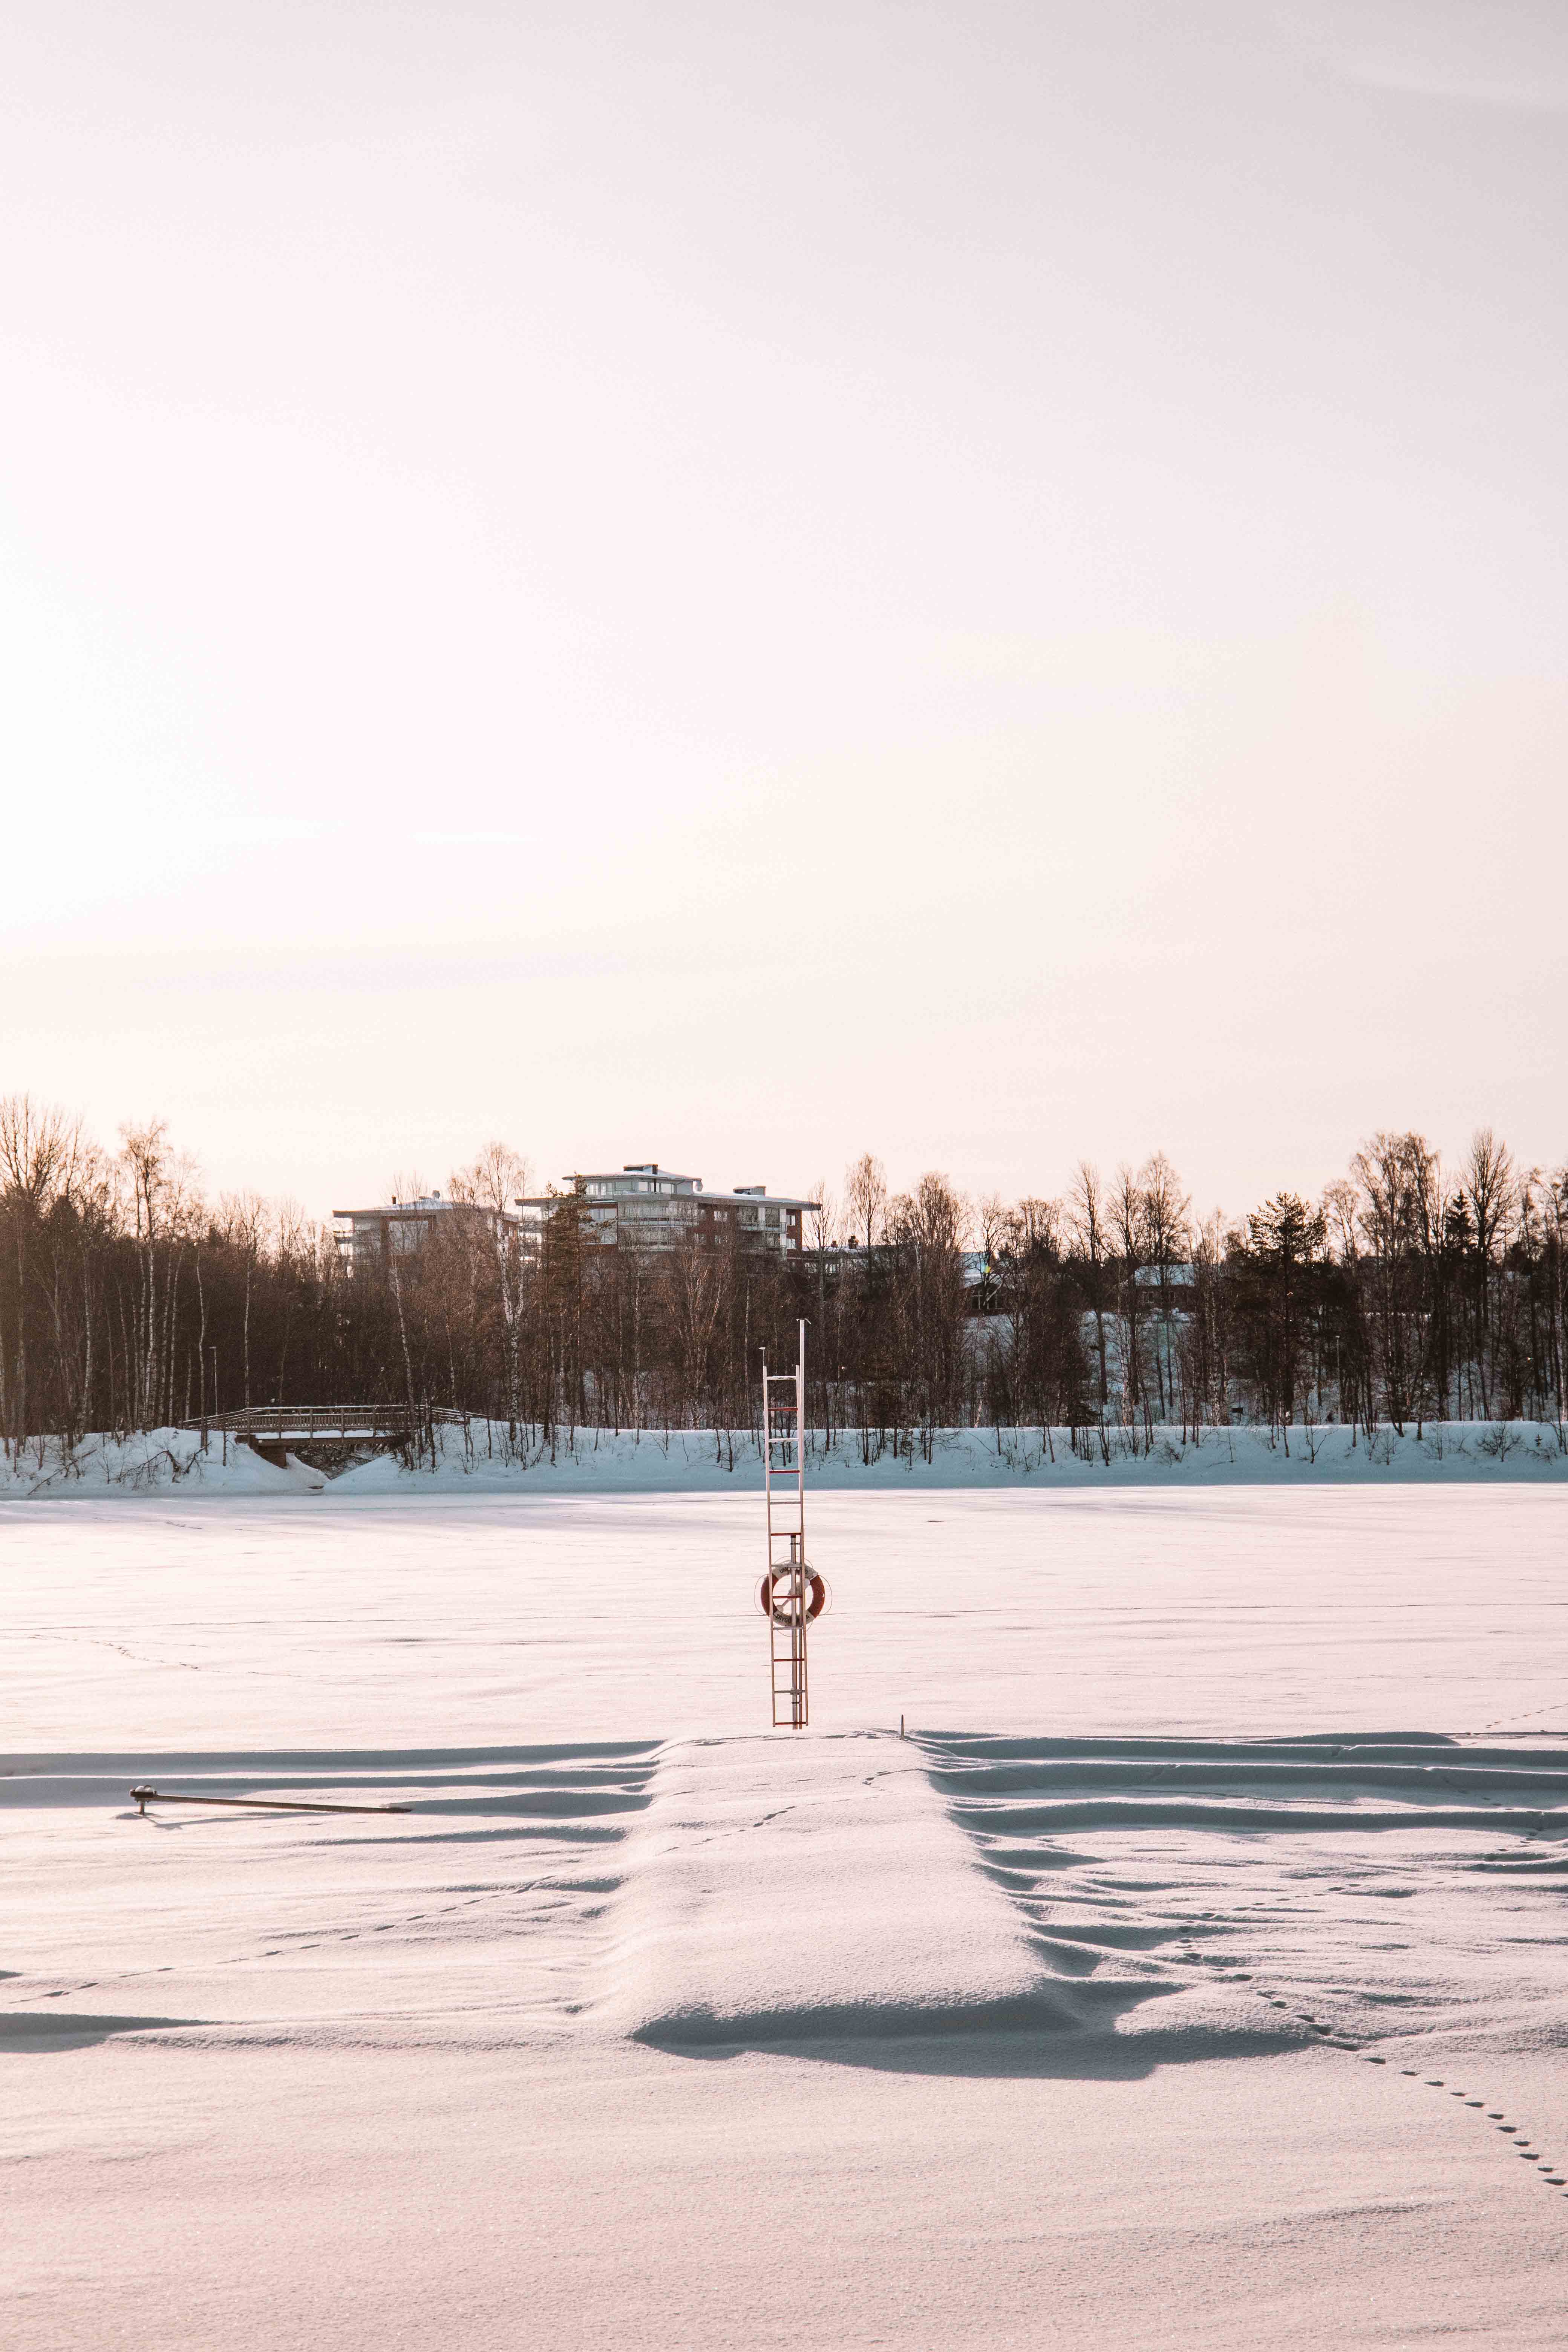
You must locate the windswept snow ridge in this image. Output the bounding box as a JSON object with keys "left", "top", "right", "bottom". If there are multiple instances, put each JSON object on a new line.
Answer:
{"left": 2, "top": 1741, "right": 660, "bottom": 2056}
{"left": 928, "top": 1730, "right": 1568, "bottom": 2075}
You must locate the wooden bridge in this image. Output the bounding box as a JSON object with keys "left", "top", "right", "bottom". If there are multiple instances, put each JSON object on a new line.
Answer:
{"left": 184, "top": 1405, "right": 462, "bottom": 1467}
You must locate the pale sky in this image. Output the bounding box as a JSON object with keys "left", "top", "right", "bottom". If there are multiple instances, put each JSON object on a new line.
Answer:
{"left": 3, "top": 0, "right": 1564, "bottom": 1222}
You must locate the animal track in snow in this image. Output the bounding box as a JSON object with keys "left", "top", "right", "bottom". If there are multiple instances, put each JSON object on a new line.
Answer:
{"left": 927, "top": 1730, "right": 1568, "bottom": 2212}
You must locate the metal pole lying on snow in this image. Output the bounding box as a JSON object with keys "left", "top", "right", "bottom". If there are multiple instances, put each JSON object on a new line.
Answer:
{"left": 130, "top": 1785, "right": 410, "bottom": 1817}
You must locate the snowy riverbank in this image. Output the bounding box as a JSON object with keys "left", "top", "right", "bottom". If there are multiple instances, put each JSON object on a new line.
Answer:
{"left": 4, "top": 1416, "right": 1566, "bottom": 1498}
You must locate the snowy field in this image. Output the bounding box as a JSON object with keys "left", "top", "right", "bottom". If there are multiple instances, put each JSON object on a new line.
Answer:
{"left": 5, "top": 1486, "right": 1568, "bottom": 2347}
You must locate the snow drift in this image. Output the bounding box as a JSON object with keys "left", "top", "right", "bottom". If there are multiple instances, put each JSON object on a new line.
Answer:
{"left": 600, "top": 1731, "right": 1087, "bottom": 2046}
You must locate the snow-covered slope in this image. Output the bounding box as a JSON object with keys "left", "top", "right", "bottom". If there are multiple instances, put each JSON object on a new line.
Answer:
{"left": 0, "top": 1427, "right": 323, "bottom": 1499}
{"left": 5, "top": 1416, "right": 1565, "bottom": 1498}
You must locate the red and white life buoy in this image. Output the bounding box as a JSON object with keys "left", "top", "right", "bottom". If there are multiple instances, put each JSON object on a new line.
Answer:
{"left": 758, "top": 1567, "right": 827, "bottom": 1624}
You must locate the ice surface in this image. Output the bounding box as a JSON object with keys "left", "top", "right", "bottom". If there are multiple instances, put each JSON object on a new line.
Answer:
{"left": 8, "top": 1484, "right": 1568, "bottom": 1747}
{"left": 5, "top": 1487, "right": 1568, "bottom": 2348}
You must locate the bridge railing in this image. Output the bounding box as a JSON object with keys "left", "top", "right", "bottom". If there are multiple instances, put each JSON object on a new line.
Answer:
{"left": 181, "top": 1406, "right": 468, "bottom": 1439}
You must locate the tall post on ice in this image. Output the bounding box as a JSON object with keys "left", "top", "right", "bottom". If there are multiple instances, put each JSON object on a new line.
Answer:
{"left": 761, "top": 1318, "right": 812, "bottom": 1727}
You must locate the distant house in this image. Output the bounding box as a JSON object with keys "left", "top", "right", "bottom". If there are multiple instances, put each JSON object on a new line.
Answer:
{"left": 1132, "top": 1263, "right": 1197, "bottom": 1290}
{"left": 515, "top": 1163, "right": 818, "bottom": 1257}
{"left": 962, "top": 1250, "right": 1001, "bottom": 1313}
{"left": 332, "top": 1191, "right": 522, "bottom": 1276}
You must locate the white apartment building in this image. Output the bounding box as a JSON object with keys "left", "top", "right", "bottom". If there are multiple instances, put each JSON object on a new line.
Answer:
{"left": 515, "top": 1164, "right": 818, "bottom": 1256}
{"left": 335, "top": 1164, "right": 818, "bottom": 1273}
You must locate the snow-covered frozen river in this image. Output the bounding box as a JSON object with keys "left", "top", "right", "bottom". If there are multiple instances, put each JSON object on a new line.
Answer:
{"left": 5, "top": 1488, "right": 1567, "bottom": 2347}
{"left": 8, "top": 1484, "right": 1568, "bottom": 1745}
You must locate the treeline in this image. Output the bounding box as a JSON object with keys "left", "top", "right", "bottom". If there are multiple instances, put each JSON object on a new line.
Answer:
{"left": 2, "top": 1100, "right": 1566, "bottom": 1468}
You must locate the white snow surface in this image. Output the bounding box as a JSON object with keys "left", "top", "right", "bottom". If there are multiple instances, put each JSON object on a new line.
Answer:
{"left": 5, "top": 1485, "right": 1568, "bottom": 2347}
{"left": 603, "top": 1734, "right": 1055, "bottom": 2046}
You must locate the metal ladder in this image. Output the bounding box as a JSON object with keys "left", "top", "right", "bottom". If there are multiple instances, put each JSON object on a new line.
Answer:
{"left": 763, "top": 1319, "right": 809, "bottom": 1728}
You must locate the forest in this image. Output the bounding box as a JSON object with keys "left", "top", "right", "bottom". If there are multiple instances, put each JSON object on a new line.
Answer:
{"left": 1, "top": 1097, "right": 1565, "bottom": 1468}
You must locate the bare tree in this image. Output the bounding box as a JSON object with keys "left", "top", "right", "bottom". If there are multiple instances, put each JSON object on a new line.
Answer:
{"left": 1109, "top": 1162, "right": 1148, "bottom": 1441}
{"left": 1139, "top": 1152, "right": 1191, "bottom": 1420}
{"left": 807, "top": 1179, "right": 838, "bottom": 1252}
{"left": 884, "top": 1172, "right": 970, "bottom": 1454}
{"left": 450, "top": 1142, "right": 531, "bottom": 1435}
{"left": 218, "top": 1191, "right": 269, "bottom": 1412}
{"left": 844, "top": 1152, "right": 888, "bottom": 1252}
{"left": 1011, "top": 1197, "right": 1062, "bottom": 1257}
{"left": 1320, "top": 1181, "right": 1357, "bottom": 1261}
{"left": 0, "top": 1096, "right": 81, "bottom": 1210}
{"left": 452, "top": 1142, "right": 531, "bottom": 1220}
{"left": 1182, "top": 1208, "right": 1232, "bottom": 1434}
{"left": 0, "top": 1097, "right": 83, "bottom": 1463}
{"left": 664, "top": 1231, "right": 729, "bottom": 1427}
{"left": 1463, "top": 1127, "right": 1515, "bottom": 1417}
{"left": 118, "top": 1121, "right": 201, "bottom": 1429}
{"left": 1348, "top": 1132, "right": 1440, "bottom": 1432}
{"left": 1069, "top": 1161, "right": 1111, "bottom": 1428}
